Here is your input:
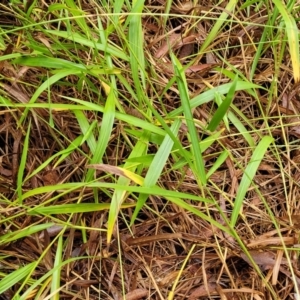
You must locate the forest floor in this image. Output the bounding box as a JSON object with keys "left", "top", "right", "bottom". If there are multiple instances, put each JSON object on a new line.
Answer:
{"left": 1, "top": 1, "right": 300, "bottom": 299}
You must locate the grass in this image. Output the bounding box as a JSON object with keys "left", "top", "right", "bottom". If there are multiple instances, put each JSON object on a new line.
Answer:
{"left": 0, "top": 0, "right": 300, "bottom": 299}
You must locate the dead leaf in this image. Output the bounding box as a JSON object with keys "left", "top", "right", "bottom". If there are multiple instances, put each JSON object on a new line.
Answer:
{"left": 126, "top": 233, "right": 183, "bottom": 246}
{"left": 87, "top": 163, "right": 127, "bottom": 178}
{"left": 155, "top": 33, "right": 181, "bottom": 58}
{"left": 280, "top": 215, "right": 300, "bottom": 229}
{"left": 38, "top": 224, "right": 64, "bottom": 239}
{"left": 87, "top": 218, "right": 102, "bottom": 255}
{"left": 122, "top": 289, "right": 148, "bottom": 300}
{"left": 247, "top": 236, "right": 296, "bottom": 248}
{"left": 240, "top": 250, "right": 287, "bottom": 271}
{"left": 42, "top": 169, "right": 59, "bottom": 185}
{"left": 188, "top": 283, "right": 218, "bottom": 299}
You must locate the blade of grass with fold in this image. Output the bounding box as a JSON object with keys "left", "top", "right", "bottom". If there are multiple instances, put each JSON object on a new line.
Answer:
{"left": 201, "top": 78, "right": 255, "bottom": 147}
{"left": 85, "top": 88, "right": 116, "bottom": 183}
{"left": 230, "top": 136, "right": 274, "bottom": 227}
{"left": 73, "top": 110, "right": 97, "bottom": 154}
{"left": 62, "top": 97, "right": 167, "bottom": 136}
{"left": 28, "top": 203, "right": 135, "bottom": 215}
{"left": 127, "top": 0, "right": 146, "bottom": 107}
{"left": 24, "top": 182, "right": 211, "bottom": 203}
{"left": 0, "top": 223, "right": 54, "bottom": 246}
{"left": 64, "top": 0, "right": 89, "bottom": 36}
{"left": 0, "top": 262, "right": 36, "bottom": 295}
{"left": 200, "top": 0, "right": 237, "bottom": 53}
{"left": 207, "top": 75, "right": 238, "bottom": 132}
{"left": 131, "top": 118, "right": 182, "bottom": 224}
{"left": 45, "top": 30, "right": 128, "bottom": 61}
{"left": 171, "top": 53, "right": 206, "bottom": 185}
{"left": 206, "top": 150, "right": 228, "bottom": 180}
{"left": 106, "top": 133, "right": 149, "bottom": 243}
{"left": 19, "top": 256, "right": 89, "bottom": 300}
{"left": 17, "top": 119, "right": 31, "bottom": 203}
{"left": 20, "top": 69, "right": 83, "bottom": 124}
{"left": 50, "top": 234, "right": 63, "bottom": 300}
{"left": 169, "top": 81, "right": 262, "bottom": 118}
{"left": 272, "top": 0, "right": 300, "bottom": 82}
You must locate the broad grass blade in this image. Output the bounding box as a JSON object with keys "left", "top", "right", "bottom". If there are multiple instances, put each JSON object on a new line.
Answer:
{"left": 85, "top": 88, "right": 116, "bottom": 182}
{"left": 73, "top": 110, "right": 97, "bottom": 154}
{"left": 131, "top": 118, "right": 181, "bottom": 223}
{"left": 171, "top": 53, "right": 206, "bottom": 185}
{"left": 200, "top": 0, "right": 237, "bottom": 52}
{"left": 230, "top": 136, "right": 274, "bottom": 227}
{"left": 272, "top": 0, "right": 300, "bottom": 82}
{"left": 17, "top": 119, "right": 31, "bottom": 203}
{"left": 0, "top": 262, "right": 36, "bottom": 295}
{"left": 207, "top": 75, "right": 238, "bottom": 131}
{"left": 0, "top": 223, "right": 54, "bottom": 246}
{"left": 106, "top": 133, "right": 149, "bottom": 243}
{"left": 50, "top": 235, "right": 63, "bottom": 300}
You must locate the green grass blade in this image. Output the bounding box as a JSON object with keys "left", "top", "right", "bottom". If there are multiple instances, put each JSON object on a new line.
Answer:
{"left": 28, "top": 203, "right": 134, "bottom": 215}
{"left": 230, "top": 136, "right": 274, "bottom": 227}
{"left": 167, "top": 196, "right": 230, "bottom": 234}
{"left": 17, "top": 119, "right": 31, "bottom": 203}
{"left": 0, "top": 223, "right": 54, "bottom": 246}
{"left": 169, "top": 81, "right": 262, "bottom": 118}
{"left": 73, "top": 110, "right": 97, "bottom": 154}
{"left": 86, "top": 88, "right": 116, "bottom": 182}
{"left": 3, "top": 99, "right": 167, "bottom": 137}
{"left": 107, "top": 133, "right": 149, "bottom": 243}
{"left": 0, "top": 262, "right": 36, "bottom": 295}
{"left": 272, "top": 0, "right": 300, "bottom": 81}
{"left": 171, "top": 53, "right": 206, "bottom": 185}
{"left": 207, "top": 75, "right": 238, "bottom": 132}
{"left": 13, "top": 56, "right": 87, "bottom": 70}
{"left": 131, "top": 118, "right": 181, "bottom": 224}
{"left": 50, "top": 235, "right": 63, "bottom": 300}
{"left": 227, "top": 110, "right": 255, "bottom": 148}
{"left": 20, "top": 69, "right": 82, "bottom": 124}
{"left": 206, "top": 150, "right": 229, "bottom": 180}
{"left": 24, "top": 182, "right": 211, "bottom": 203}
{"left": 45, "top": 30, "right": 128, "bottom": 61}
{"left": 200, "top": 0, "right": 237, "bottom": 52}
{"left": 128, "top": 0, "right": 146, "bottom": 105}
{"left": 64, "top": 0, "right": 89, "bottom": 35}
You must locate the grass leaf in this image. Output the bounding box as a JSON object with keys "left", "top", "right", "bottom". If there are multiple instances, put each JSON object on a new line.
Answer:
{"left": 171, "top": 53, "right": 206, "bottom": 185}
{"left": 17, "top": 119, "right": 31, "bottom": 203}
{"left": 207, "top": 75, "right": 238, "bottom": 131}
{"left": 272, "top": 0, "right": 300, "bottom": 82}
{"left": 231, "top": 136, "right": 274, "bottom": 227}
{"left": 85, "top": 89, "right": 116, "bottom": 182}
{"left": 50, "top": 235, "right": 63, "bottom": 300}
{"left": 131, "top": 118, "right": 182, "bottom": 224}
{"left": 0, "top": 262, "right": 36, "bottom": 295}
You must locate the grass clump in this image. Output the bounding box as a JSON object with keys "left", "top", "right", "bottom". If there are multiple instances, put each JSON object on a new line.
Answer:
{"left": 0, "top": 0, "right": 300, "bottom": 299}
